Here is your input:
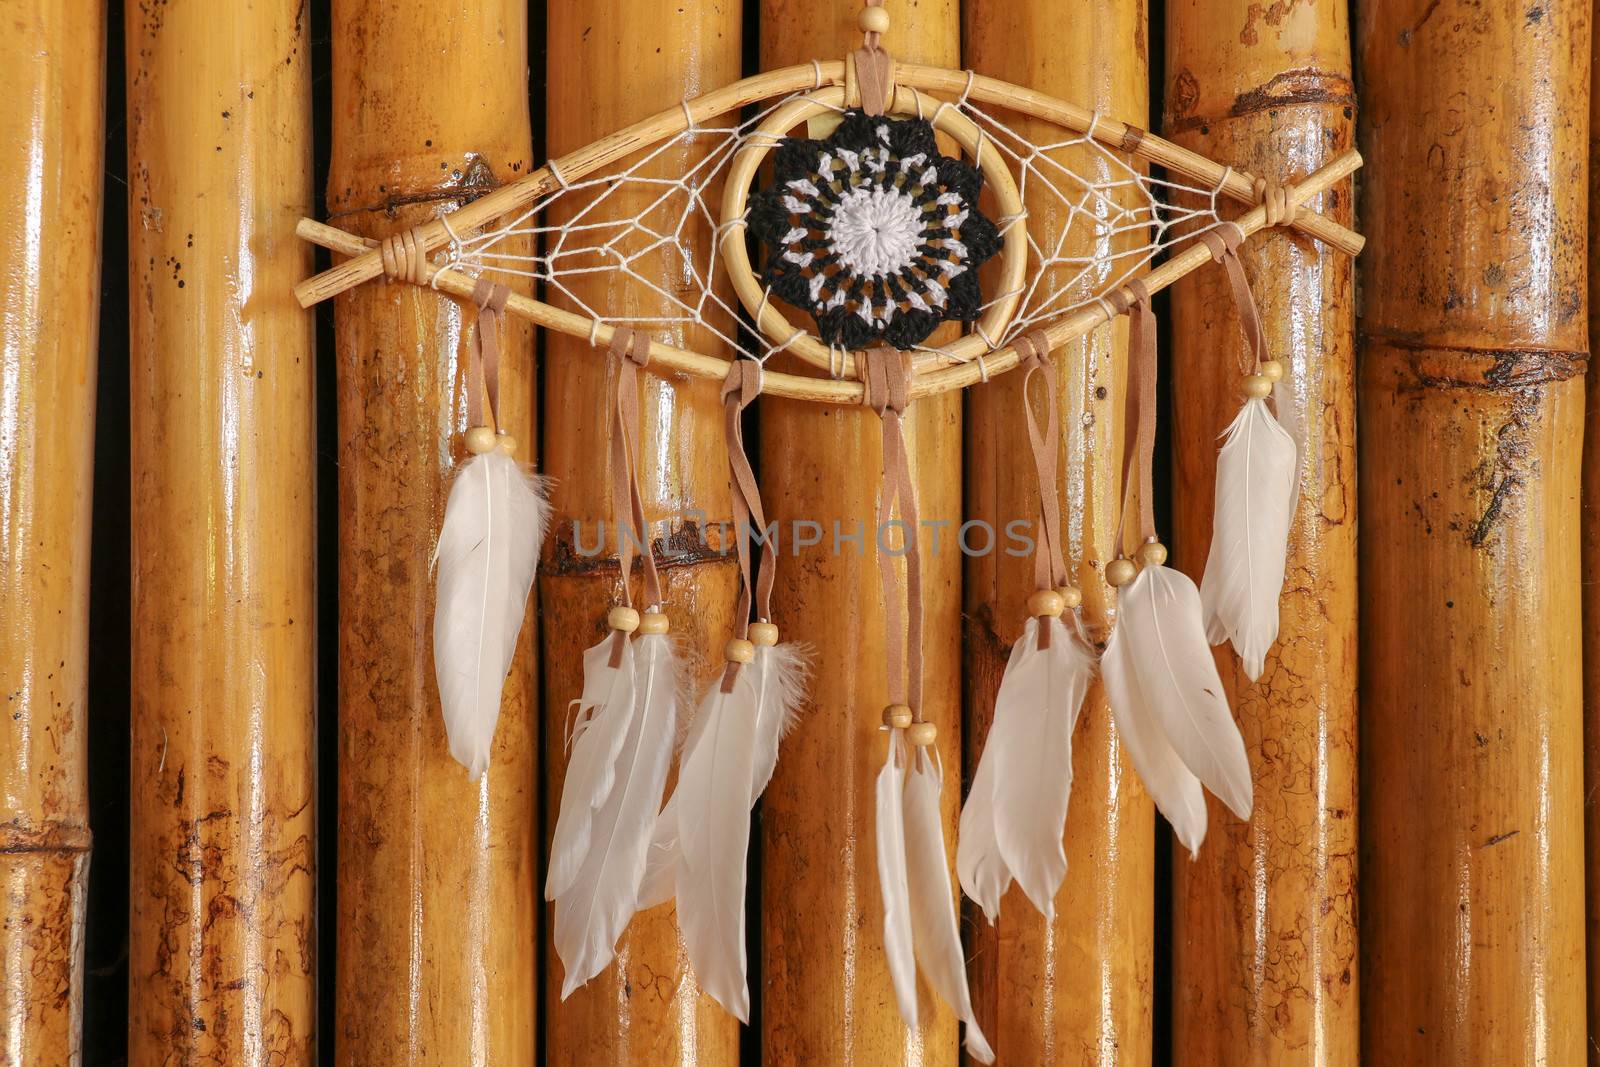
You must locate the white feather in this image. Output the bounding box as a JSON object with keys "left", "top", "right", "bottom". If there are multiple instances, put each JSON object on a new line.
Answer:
{"left": 955, "top": 732, "right": 1010, "bottom": 923}
{"left": 875, "top": 731, "right": 918, "bottom": 1027}
{"left": 1200, "top": 397, "right": 1298, "bottom": 679}
{"left": 989, "top": 616, "right": 1094, "bottom": 919}
{"left": 636, "top": 641, "right": 808, "bottom": 912}
{"left": 553, "top": 632, "right": 680, "bottom": 997}
{"left": 546, "top": 635, "right": 637, "bottom": 902}
{"left": 674, "top": 669, "right": 762, "bottom": 1020}
{"left": 432, "top": 451, "right": 548, "bottom": 780}
{"left": 1118, "top": 565, "right": 1253, "bottom": 822}
{"left": 903, "top": 747, "right": 994, "bottom": 1064}
{"left": 1102, "top": 613, "right": 1209, "bottom": 856}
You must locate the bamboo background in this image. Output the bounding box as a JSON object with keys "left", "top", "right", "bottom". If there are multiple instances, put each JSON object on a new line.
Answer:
{"left": 1, "top": 0, "right": 1595, "bottom": 1064}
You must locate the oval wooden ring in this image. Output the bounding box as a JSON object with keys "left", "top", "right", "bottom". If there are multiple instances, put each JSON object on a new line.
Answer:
{"left": 719, "top": 84, "right": 1027, "bottom": 380}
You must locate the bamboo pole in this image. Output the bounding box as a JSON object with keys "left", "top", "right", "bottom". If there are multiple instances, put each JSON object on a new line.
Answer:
{"left": 125, "top": 1, "right": 316, "bottom": 1060}
{"left": 1164, "top": 2, "right": 1359, "bottom": 1061}
{"left": 757, "top": 3, "right": 964, "bottom": 1063}
{"left": 327, "top": 3, "right": 538, "bottom": 1062}
{"left": 1586, "top": 15, "right": 1600, "bottom": 1060}
{"left": 0, "top": 2, "right": 103, "bottom": 1062}
{"left": 1358, "top": 1, "right": 1588, "bottom": 1061}
{"left": 961, "top": 2, "right": 1153, "bottom": 1061}
{"left": 539, "top": 2, "right": 740, "bottom": 1063}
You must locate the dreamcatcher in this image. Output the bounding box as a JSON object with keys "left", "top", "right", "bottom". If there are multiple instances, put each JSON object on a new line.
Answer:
{"left": 294, "top": 1, "right": 1362, "bottom": 1054}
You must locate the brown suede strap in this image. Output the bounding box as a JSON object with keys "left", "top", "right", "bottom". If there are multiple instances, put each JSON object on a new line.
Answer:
{"left": 1117, "top": 280, "right": 1158, "bottom": 548}
{"left": 469, "top": 279, "right": 512, "bottom": 429}
{"left": 861, "top": 347, "right": 923, "bottom": 720}
{"left": 606, "top": 329, "right": 664, "bottom": 667}
{"left": 719, "top": 361, "right": 775, "bottom": 692}
{"left": 1199, "top": 223, "right": 1268, "bottom": 375}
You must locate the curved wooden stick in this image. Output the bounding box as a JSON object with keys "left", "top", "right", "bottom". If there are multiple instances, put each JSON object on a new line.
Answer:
{"left": 293, "top": 61, "right": 1362, "bottom": 308}
{"left": 297, "top": 145, "right": 1360, "bottom": 403}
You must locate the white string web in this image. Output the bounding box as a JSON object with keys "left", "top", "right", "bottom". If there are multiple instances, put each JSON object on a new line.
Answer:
{"left": 442, "top": 81, "right": 1234, "bottom": 375}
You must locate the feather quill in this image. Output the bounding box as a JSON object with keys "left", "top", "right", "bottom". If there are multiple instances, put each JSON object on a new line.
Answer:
{"left": 955, "top": 734, "right": 1010, "bottom": 923}
{"left": 1118, "top": 564, "right": 1253, "bottom": 822}
{"left": 904, "top": 747, "right": 995, "bottom": 1064}
{"left": 875, "top": 731, "right": 919, "bottom": 1027}
{"left": 552, "top": 631, "right": 680, "bottom": 997}
{"left": 1102, "top": 610, "right": 1209, "bottom": 856}
{"left": 1200, "top": 397, "right": 1298, "bottom": 679}
{"left": 674, "top": 668, "right": 761, "bottom": 1020}
{"left": 545, "top": 634, "right": 637, "bottom": 902}
{"left": 432, "top": 451, "right": 548, "bottom": 779}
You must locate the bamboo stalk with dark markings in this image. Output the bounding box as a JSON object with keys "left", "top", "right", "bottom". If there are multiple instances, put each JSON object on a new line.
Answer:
{"left": 1358, "top": 1, "right": 1588, "bottom": 1061}
{"left": 1584, "top": 12, "right": 1600, "bottom": 1062}
{"left": 328, "top": 2, "right": 538, "bottom": 1062}
{"left": 1164, "top": 1, "right": 1359, "bottom": 1061}
{"left": 125, "top": 0, "right": 316, "bottom": 1060}
{"left": 960, "top": 2, "right": 1154, "bottom": 1061}
{"left": 0, "top": 1, "right": 104, "bottom": 1061}
{"left": 539, "top": 1, "right": 741, "bottom": 1063}
{"left": 756, "top": 2, "right": 965, "bottom": 1063}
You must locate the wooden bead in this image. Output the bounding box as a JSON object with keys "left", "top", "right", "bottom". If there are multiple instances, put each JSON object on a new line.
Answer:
{"left": 748, "top": 621, "right": 780, "bottom": 647}
{"left": 1027, "top": 588, "right": 1066, "bottom": 618}
{"left": 1139, "top": 540, "right": 1168, "bottom": 567}
{"left": 858, "top": 5, "right": 890, "bottom": 34}
{"left": 465, "top": 425, "right": 497, "bottom": 454}
{"left": 1106, "top": 557, "right": 1138, "bottom": 587}
{"left": 639, "top": 611, "right": 670, "bottom": 635}
{"left": 1260, "top": 359, "right": 1285, "bottom": 382}
{"left": 607, "top": 605, "right": 640, "bottom": 633}
{"left": 1057, "top": 585, "right": 1083, "bottom": 609}
{"left": 1243, "top": 374, "right": 1273, "bottom": 399}
{"left": 725, "top": 638, "right": 756, "bottom": 664}
{"left": 883, "top": 704, "right": 913, "bottom": 729}
{"left": 495, "top": 433, "right": 517, "bottom": 456}
{"left": 908, "top": 721, "right": 938, "bottom": 747}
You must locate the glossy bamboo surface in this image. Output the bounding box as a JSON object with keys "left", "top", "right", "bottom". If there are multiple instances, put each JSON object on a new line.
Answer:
{"left": 540, "top": 1, "right": 740, "bottom": 1063}
{"left": 125, "top": 0, "right": 316, "bottom": 1060}
{"left": 1358, "top": 1, "right": 1589, "bottom": 1061}
{"left": 1586, "top": 15, "right": 1600, "bottom": 1060}
{"left": 960, "top": 1, "right": 1154, "bottom": 1063}
{"left": 328, "top": 2, "right": 538, "bottom": 1062}
{"left": 757, "top": 3, "right": 965, "bottom": 1063}
{"left": 0, "top": 2, "right": 103, "bottom": 1062}
{"left": 1164, "top": 1, "right": 1359, "bottom": 1062}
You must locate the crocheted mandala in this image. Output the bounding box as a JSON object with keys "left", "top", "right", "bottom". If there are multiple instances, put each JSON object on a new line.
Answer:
{"left": 749, "top": 111, "right": 1001, "bottom": 351}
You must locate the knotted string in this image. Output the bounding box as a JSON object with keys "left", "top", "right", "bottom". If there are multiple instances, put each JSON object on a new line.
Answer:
{"left": 1199, "top": 223, "right": 1268, "bottom": 376}
{"left": 606, "top": 328, "right": 665, "bottom": 666}
{"left": 860, "top": 347, "right": 923, "bottom": 720}
{"left": 1013, "top": 331, "right": 1067, "bottom": 649}
{"left": 719, "top": 360, "right": 776, "bottom": 692}
{"left": 1115, "top": 280, "right": 1158, "bottom": 551}
{"left": 1251, "top": 176, "right": 1296, "bottom": 228}
{"left": 469, "top": 279, "right": 512, "bottom": 430}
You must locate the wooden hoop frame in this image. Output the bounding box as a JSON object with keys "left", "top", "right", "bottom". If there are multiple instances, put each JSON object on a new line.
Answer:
{"left": 718, "top": 84, "right": 1028, "bottom": 377}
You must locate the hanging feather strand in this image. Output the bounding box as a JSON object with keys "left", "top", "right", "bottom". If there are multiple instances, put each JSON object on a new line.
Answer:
{"left": 432, "top": 455, "right": 547, "bottom": 778}
{"left": 903, "top": 745, "right": 995, "bottom": 1063}
{"left": 545, "top": 632, "right": 637, "bottom": 901}
{"left": 875, "top": 731, "right": 919, "bottom": 1027}
{"left": 958, "top": 615, "right": 1094, "bottom": 920}
{"left": 1117, "top": 561, "right": 1253, "bottom": 822}
{"left": 552, "top": 620, "right": 681, "bottom": 997}
{"left": 1200, "top": 392, "right": 1298, "bottom": 679}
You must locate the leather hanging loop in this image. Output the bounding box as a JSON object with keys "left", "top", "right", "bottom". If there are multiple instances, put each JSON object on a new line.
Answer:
{"left": 860, "top": 347, "right": 923, "bottom": 720}
{"left": 1199, "top": 224, "right": 1269, "bottom": 375}
{"left": 1013, "top": 331, "right": 1068, "bottom": 597}
{"left": 606, "top": 328, "right": 665, "bottom": 667}
{"left": 468, "top": 278, "right": 513, "bottom": 429}
{"left": 719, "top": 360, "right": 775, "bottom": 692}
{"left": 1116, "top": 280, "right": 1159, "bottom": 550}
